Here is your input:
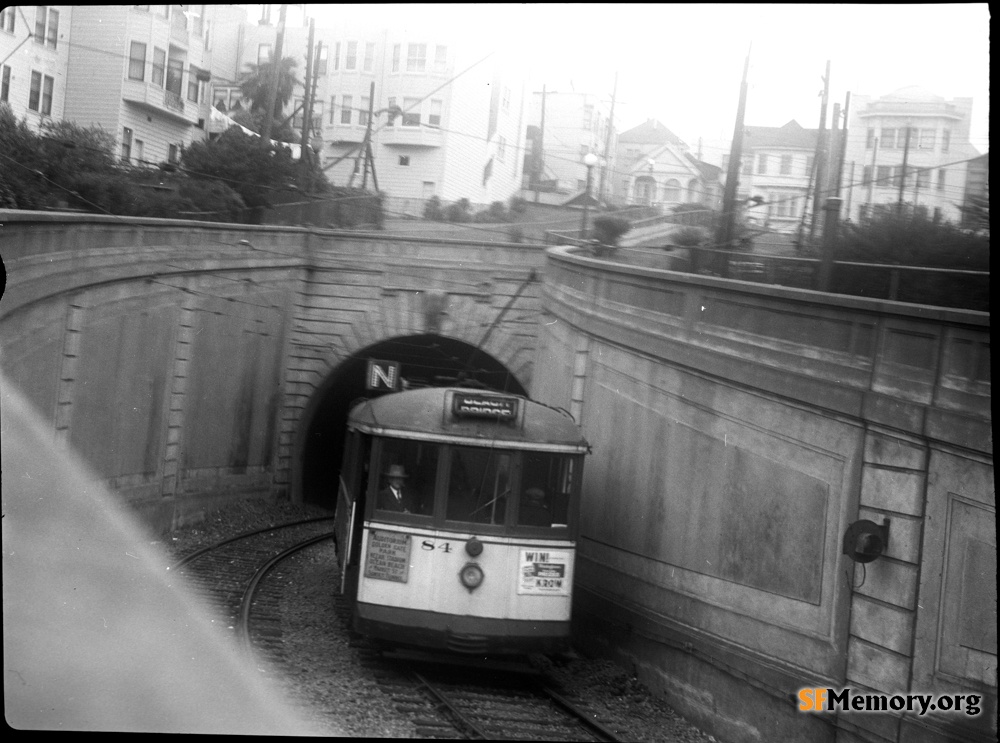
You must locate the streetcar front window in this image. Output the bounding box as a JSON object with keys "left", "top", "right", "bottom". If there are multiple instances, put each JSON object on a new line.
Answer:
{"left": 518, "top": 452, "right": 576, "bottom": 528}
{"left": 374, "top": 439, "right": 437, "bottom": 516}
{"left": 446, "top": 447, "right": 511, "bottom": 525}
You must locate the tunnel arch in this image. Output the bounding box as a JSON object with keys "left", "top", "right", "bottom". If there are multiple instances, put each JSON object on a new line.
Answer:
{"left": 292, "top": 333, "right": 528, "bottom": 508}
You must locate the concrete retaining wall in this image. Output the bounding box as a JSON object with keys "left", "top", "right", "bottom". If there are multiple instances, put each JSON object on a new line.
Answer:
{"left": 533, "top": 246, "right": 994, "bottom": 743}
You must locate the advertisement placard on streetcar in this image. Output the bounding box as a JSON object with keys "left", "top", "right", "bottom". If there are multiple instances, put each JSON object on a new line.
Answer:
{"left": 517, "top": 549, "right": 570, "bottom": 595}
{"left": 364, "top": 530, "right": 411, "bottom": 582}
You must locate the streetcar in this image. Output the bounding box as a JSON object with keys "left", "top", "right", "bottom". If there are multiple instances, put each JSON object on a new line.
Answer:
{"left": 334, "top": 386, "right": 590, "bottom": 655}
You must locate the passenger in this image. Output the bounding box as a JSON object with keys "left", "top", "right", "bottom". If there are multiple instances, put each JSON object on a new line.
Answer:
{"left": 519, "top": 486, "right": 551, "bottom": 527}
{"left": 377, "top": 464, "right": 418, "bottom": 513}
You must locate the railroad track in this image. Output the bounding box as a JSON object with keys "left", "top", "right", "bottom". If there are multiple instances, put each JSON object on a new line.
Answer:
{"left": 378, "top": 657, "right": 625, "bottom": 741}
{"left": 169, "top": 517, "right": 336, "bottom": 662}
{"left": 335, "top": 596, "right": 624, "bottom": 741}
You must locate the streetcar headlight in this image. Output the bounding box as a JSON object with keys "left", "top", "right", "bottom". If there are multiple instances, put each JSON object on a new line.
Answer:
{"left": 459, "top": 562, "right": 484, "bottom": 591}
{"left": 465, "top": 537, "right": 483, "bottom": 557}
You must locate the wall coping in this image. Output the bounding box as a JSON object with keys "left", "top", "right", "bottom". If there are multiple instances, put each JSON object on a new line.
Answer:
{"left": 547, "top": 245, "right": 990, "bottom": 328}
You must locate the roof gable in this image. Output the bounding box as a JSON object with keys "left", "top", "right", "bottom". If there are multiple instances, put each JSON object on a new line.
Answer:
{"left": 618, "top": 118, "right": 686, "bottom": 147}
{"left": 744, "top": 119, "right": 817, "bottom": 150}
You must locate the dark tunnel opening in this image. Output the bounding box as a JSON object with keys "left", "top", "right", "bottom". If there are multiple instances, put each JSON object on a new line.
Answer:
{"left": 299, "top": 334, "right": 527, "bottom": 508}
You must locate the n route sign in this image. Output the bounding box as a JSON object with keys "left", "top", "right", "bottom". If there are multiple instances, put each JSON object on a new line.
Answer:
{"left": 366, "top": 359, "right": 401, "bottom": 391}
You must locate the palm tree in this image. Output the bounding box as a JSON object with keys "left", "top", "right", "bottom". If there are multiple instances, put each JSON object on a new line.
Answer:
{"left": 238, "top": 57, "right": 300, "bottom": 139}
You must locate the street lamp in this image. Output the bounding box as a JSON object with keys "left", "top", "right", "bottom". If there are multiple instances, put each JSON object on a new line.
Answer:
{"left": 646, "top": 158, "right": 656, "bottom": 206}
{"left": 580, "top": 152, "right": 599, "bottom": 240}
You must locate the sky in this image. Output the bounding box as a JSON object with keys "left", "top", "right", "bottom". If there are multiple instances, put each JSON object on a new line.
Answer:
{"left": 275, "top": 3, "right": 990, "bottom": 161}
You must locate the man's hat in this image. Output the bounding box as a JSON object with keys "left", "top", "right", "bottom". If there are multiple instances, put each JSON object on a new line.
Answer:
{"left": 385, "top": 464, "right": 408, "bottom": 479}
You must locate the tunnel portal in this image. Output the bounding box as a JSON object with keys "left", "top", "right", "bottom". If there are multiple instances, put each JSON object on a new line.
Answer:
{"left": 298, "top": 334, "right": 527, "bottom": 507}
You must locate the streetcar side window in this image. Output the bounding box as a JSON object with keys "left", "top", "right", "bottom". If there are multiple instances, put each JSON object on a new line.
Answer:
{"left": 373, "top": 438, "right": 437, "bottom": 516}
{"left": 518, "top": 452, "right": 576, "bottom": 528}
{"left": 445, "top": 446, "right": 511, "bottom": 525}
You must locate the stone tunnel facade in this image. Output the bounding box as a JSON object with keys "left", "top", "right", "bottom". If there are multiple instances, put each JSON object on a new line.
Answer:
{"left": 0, "top": 211, "right": 545, "bottom": 527}
{"left": 1, "top": 211, "right": 993, "bottom": 743}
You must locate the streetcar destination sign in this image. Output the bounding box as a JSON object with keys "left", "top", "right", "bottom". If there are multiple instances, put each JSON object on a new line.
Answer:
{"left": 451, "top": 393, "right": 518, "bottom": 420}
{"left": 364, "top": 530, "right": 411, "bottom": 582}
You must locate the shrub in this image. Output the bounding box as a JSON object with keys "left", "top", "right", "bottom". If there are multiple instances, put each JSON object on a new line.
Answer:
{"left": 423, "top": 194, "right": 444, "bottom": 221}
{"left": 509, "top": 195, "right": 528, "bottom": 215}
{"left": 670, "top": 226, "right": 707, "bottom": 247}
{"left": 445, "top": 197, "right": 471, "bottom": 223}
{"left": 592, "top": 215, "right": 632, "bottom": 246}
{"left": 837, "top": 210, "right": 989, "bottom": 270}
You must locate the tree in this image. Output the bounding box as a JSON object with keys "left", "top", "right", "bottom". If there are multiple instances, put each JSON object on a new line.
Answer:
{"left": 959, "top": 189, "right": 989, "bottom": 233}
{"left": 0, "top": 103, "right": 48, "bottom": 209}
{"left": 182, "top": 128, "right": 298, "bottom": 212}
{"left": 238, "top": 56, "right": 300, "bottom": 141}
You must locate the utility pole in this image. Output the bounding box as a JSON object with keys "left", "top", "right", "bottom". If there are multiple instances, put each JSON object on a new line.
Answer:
{"left": 866, "top": 136, "right": 879, "bottom": 216}
{"left": 299, "top": 17, "right": 315, "bottom": 165}
{"left": 897, "top": 124, "right": 912, "bottom": 217}
{"left": 808, "top": 60, "right": 831, "bottom": 243}
{"left": 534, "top": 85, "right": 546, "bottom": 203}
{"left": 597, "top": 72, "right": 618, "bottom": 205}
{"left": 717, "top": 45, "right": 751, "bottom": 256}
{"left": 260, "top": 3, "right": 287, "bottom": 145}
{"left": 361, "top": 81, "right": 378, "bottom": 191}
{"left": 833, "top": 92, "right": 850, "bottom": 196}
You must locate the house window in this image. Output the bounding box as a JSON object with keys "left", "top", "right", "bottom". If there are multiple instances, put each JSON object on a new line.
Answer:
{"left": 187, "top": 66, "right": 201, "bottom": 102}
{"left": 258, "top": 44, "right": 272, "bottom": 65}
{"left": 881, "top": 128, "right": 896, "bottom": 149}
{"left": 780, "top": 155, "right": 792, "bottom": 175}
{"left": 497, "top": 135, "right": 506, "bottom": 163}
{"left": 166, "top": 58, "right": 183, "bottom": 95}
{"left": 28, "top": 71, "right": 42, "bottom": 111}
{"left": 916, "top": 169, "right": 930, "bottom": 190}
{"left": 434, "top": 45, "right": 447, "bottom": 73}
{"left": 876, "top": 165, "right": 893, "bottom": 186}
{"left": 128, "top": 41, "right": 147, "bottom": 81}
{"left": 152, "top": 47, "right": 166, "bottom": 86}
{"left": 333, "top": 41, "right": 340, "bottom": 71}
{"left": 941, "top": 129, "right": 950, "bottom": 153}
{"left": 364, "top": 42, "right": 375, "bottom": 72}
{"left": 168, "top": 143, "right": 179, "bottom": 164}
{"left": 1, "top": 65, "right": 11, "bottom": 103}
{"left": 862, "top": 165, "right": 872, "bottom": 184}
{"left": 392, "top": 44, "right": 400, "bottom": 72}
{"left": 402, "top": 97, "right": 420, "bottom": 126}
{"left": 41, "top": 73, "right": 53, "bottom": 115}
{"left": 1, "top": 7, "right": 15, "bottom": 33}
{"left": 406, "top": 43, "right": 426, "bottom": 72}
{"left": 937, "top": 169, "right": 946, "bottom": 191}
{"left": 310, "top": 101, "right": 323, "bottom": 131}
{"left": 758, "top": 154, "right": 769, "bottom": 174}
{"left": 399, "top": 155, "right": 410, "bottom": 166}
{"left": 35, "top": 7, "right": 59, "bottom": 49}
{"left": 359, "top": 97, "right": 370, "bottom": 126}
{"left": 386, "top": 97, "right": 397, "bottom": 126}
{"left": 919, "top": 129, "right": 935, "bottom": 150}
{"left": 866, "top": 128, "right": 875, "bottom": 149}
{"left": 806, "top": 155, "right": 814, "bottom": 174}
{"left": 329, "top": 95, "right": 336, "bottom": 123}
{"left": 316, "top": 45, "right": 328, "bottom": 75}
{"left": 135, "top": 139, "right": 144, "bottom": 165}
{"left": 663, "top": 179, "right": 681, "bottom": 202}
{"left": 345, "top": 41, "right": 357, "bottom": 70}
{"left": 122, "top": 127, "right": 133, "bottom": 163}
{"left": 341, "top": 94, "right": 352, "bottom": 124}
{"left": 428, "top": 99, "right": 442, "bottom": 127}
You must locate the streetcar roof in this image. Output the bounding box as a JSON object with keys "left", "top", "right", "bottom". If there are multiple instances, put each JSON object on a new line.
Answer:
{"left": 348, "top": 387, "right": 590, "bottom": 453}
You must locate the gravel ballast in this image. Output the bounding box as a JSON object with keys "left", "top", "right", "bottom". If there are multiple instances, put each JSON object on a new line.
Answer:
{"left": 157, "top": 498, "right": 717, "bottom": 741}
